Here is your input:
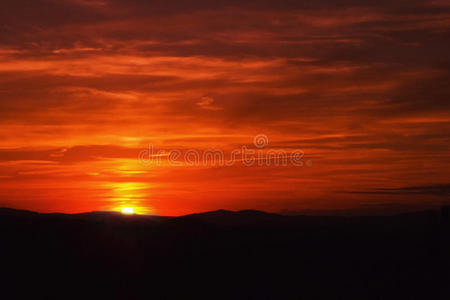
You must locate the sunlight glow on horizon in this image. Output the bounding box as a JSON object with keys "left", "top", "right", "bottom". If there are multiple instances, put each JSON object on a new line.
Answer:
{"left": 121, "top": 207, "right": 134, "bottom": 215}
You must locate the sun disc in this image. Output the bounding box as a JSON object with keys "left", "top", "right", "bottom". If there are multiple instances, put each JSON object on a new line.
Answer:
{"left": 121, "top": 207, "right": 134, "bottom": 215}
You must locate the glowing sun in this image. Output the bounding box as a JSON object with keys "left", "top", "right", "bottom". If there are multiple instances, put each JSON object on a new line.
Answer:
{"left": 121, "top": 207, "right": 134, "bottom": 215}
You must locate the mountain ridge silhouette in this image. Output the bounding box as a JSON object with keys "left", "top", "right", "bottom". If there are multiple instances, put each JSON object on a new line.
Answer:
{"left": 1, "top": 206, "right": 449, "bottom": 299}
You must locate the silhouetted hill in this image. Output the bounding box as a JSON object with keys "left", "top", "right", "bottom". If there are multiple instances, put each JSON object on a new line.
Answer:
{"left": 1, "top": 207, "right": 449, "bottom": 299}
{"left": 181, "top": 209, "right": 289, "bottom": 227}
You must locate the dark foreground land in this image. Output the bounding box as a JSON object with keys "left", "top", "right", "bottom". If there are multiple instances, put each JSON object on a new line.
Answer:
{"left": 1, "top": 207, "right": 449, "bottom": 299}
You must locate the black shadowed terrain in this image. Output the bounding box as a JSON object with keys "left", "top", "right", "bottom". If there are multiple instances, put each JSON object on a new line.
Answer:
{"left": 1, "top": 207, "right": 449, "bottom": 299}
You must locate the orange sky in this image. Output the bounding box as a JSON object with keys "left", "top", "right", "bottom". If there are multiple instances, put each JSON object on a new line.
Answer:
{"left": 0, "top": 0, "right": 449, "bottom": 215}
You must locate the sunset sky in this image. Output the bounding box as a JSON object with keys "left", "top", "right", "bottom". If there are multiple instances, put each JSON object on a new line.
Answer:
{"left": 0, "top": 0, "right": 449, "bottom": 215}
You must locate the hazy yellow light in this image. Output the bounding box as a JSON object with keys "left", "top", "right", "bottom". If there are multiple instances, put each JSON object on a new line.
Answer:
{"left": 121, "top": 207, "right": 134, "bottom": 215}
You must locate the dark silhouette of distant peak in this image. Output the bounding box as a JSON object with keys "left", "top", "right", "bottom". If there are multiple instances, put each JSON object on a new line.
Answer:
{"left": 186, "top": 209, "right": 233, "bottom": 216}
{"left": 185, "top": 209, "right": 279, "bottom": 218}
{"left": 178, "top": 208, "right": 290, "bottom": 228}
{"left": 0, "top": 207, "right": 39, "bottom": 216}
{"left": 237, "top": 209, "right": 280, "bottom": 216}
